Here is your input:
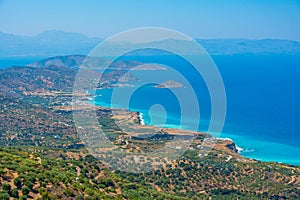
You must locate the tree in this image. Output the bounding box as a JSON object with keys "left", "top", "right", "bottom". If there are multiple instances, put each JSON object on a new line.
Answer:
{"left": 38, "top": 187, "right": 47, "bottom": 194}
{"left": 22, "top": 186, "right": 30, "bottom": 195}
{"left": 20, "top": 195, "right": 28, "bottom": 200}
{"left": 0, "top": 168, "right": 6, "bottom": 176}
{"left": 24, "top": 180, "right": 34, "bottom": 190}
{"left": 0, "top": 191, "right": 10, "bottom": 200}
{"left": 75, "top": 194, "right": 84, "bottom": 200}
{"left": 2, "top": 183, "right": 11, "bottom": 192}
{"left": 64, "top": 188, "right": 74, "bottom": 197}
{"left": 14, "top": 177, "right": 22, "bottom": 189}
{"left": 41, "top": 191, "right": 52, "bottom": 200}
{"left": 11, "top": 188, "right": 19, "bottom": 198}
{"left": 85, "top": 188, "right": 94, "bottom": 196}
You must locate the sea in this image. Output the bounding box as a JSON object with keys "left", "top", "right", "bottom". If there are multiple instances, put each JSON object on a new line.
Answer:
{"left": 93, "top": 54, "right": 300, "bottom": 166}
{"left": 0, "top": 56, "right": 46, "bottom": 69}
{"left": 1, "top": 54, "right": 300, "bottom": 166}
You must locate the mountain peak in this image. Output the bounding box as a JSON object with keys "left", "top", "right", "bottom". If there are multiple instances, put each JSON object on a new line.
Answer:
{"left": 35, "top": 30, "right": 89, "bottom": 40}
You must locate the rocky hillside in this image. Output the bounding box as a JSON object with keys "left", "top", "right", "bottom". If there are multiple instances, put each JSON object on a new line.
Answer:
{"left": 27, "top": 55, "right": 142, "bottom": 70}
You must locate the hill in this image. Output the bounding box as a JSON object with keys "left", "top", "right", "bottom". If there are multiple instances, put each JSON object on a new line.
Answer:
{"left": 0, "top": 145, "right": 299, "bottom": 199}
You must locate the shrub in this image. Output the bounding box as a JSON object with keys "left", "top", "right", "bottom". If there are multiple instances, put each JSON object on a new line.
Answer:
{"left": 14, "top": 177, "right": 22, "bottom": 189}
{"left": 85, "top": 188, "right": 94, "bottom": 196}
{"left": 2, "top": 183, "right": 11, "bottom": 192}
{"left": 0, "top": 191, "right": 10, "bottom": 200}
{"left": 41, "top": 191, "right": 52, "bottom": 200}
{"left": 64, "top": 188, "right": 74, "bottom": 197}
{"left": 22, "top": 186, "right": 30, "bottom": 195}
{"left": 0, "top": 168, "right": 7, "bottom": 175}
{"left": 75, "top": 194, "right": 85, "bottom": 200}
{"left": 20, "top": 195, "right": 28, "bottom": 200}
{"left": 38, "top": 187, "right": 47, "bottom": 194}
{"left": 24, "top": 180, "right": 34, "bottom": 190}
{"left": 11, "top": 188, "right": 19, "bottom": 198}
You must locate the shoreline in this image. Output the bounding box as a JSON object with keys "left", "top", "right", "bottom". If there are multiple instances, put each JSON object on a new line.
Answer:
{"left": 138, "top": 112, "right": 145, "bottom": 125}
{"left": 138, "top": 113, "right": 245, "bottom": 155}
{"left": 87, "top": 98, "right": 300, "bottom": 167}
{"left": 135, "top": 111, "right": 244, "bottom": 154}
{"left": 214, "top": 137, "right": 244, "bottom": 153}
{"left": 213, "top": 132, "right": 300, "bottom": 166}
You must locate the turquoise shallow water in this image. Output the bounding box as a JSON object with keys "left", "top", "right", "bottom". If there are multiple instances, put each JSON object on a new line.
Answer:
{"left": 93, "top": 93, "right": 300, "bottom": 166}
{"left": 214, "top": 132, "right": 300, "bottom": 166}
{"left": 92, "top": 54, "right": 300, "bottom": 166}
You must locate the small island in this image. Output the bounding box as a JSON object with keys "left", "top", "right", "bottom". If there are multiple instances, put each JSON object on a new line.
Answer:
{"left": 133, "top": 64, "right": 167, "bottom": 70}
{"left": 154, "top": 80, "right": 184, "bottom": 88}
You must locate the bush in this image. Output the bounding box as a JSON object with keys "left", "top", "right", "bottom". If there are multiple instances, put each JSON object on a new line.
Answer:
{"left": 24, "top": 180, "right": 34, "bottom": 190}
{"left": 37, "top": 173, "right": 45, "bottom": 182}
{"left": 75, "top": 194, "right": 85, "bottom": 200}
{"left": 14, "top": 177, "right": 22, "bottom": 189}
{"left": 38, "top": 187, "right": 47, "bottom": 194}
{"left": 41, "top": 191, "right": 52, "bottom": 200}
{"left": 0, "top": 191, "right": 10, "bottom": 200}
{"left": 20, "top": 195, "right": 28, "bottom": 200}
{"left": 11, "top": 188, "right": 19, "bottom": 198}
{"left": 22, "top": 186, "right": 30, "bottom": 195}
{"left": 0, "top": 168, "right": 7, "bottom": 175}
{"left": 64, "top": 188, "right": 74, "bottom": 197}
{"left": 2, "top": 183, "right": 11, "bottom": 192}
{"left": 85, "top": 188, "right": 94, "bottom": 196}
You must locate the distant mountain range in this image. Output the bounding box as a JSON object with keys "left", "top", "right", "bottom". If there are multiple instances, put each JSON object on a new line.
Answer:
{"left": 1, "top": 30, "right": 300, "bottom": 57}
{"left": 0, "top": 30, "right": 102, "bottom": 57}
{"left": 196, "top": 38, "right": 300, "bottom": 55}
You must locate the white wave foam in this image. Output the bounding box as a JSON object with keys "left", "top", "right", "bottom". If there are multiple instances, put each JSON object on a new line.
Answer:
{"left": 139, "top": 112, "right": 145, "bottom": 125}
{"left": 235, "top": 145, "right": 243, "bottom": 153}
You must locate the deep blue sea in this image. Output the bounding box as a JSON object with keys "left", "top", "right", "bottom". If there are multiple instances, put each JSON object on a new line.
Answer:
{"left": 0, "top": 56, "right": 46, "bottom": 69}
{"left": 93, "top": 54, "right": 300, "bottom": 166}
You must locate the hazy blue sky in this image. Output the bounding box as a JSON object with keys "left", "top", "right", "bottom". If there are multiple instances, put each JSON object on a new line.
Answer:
{"left": 1, "top": 0, "right": 300, "bottom": 40}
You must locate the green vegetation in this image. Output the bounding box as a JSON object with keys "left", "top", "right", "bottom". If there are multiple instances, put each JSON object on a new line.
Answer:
{"left": 0, "top": 147, "right": 299, "bottom": 199}
{"left": 0, "top": 147, "right": 191, "bottom": 199}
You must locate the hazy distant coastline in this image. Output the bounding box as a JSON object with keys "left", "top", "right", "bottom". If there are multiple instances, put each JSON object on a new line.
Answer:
{"left": 1, "top": 30, "right": 300, "bottom": 58}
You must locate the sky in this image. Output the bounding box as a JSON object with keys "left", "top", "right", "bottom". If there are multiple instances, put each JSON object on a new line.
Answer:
{"left": 0, "top": 0, "right": 300, "bottom": 41}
